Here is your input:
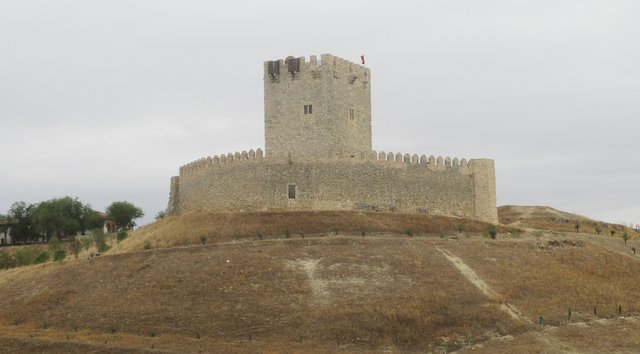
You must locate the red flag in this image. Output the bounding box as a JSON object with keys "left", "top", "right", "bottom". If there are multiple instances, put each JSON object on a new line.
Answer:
{"left": 360, "top": 54, "right": 365, "bottom": 65}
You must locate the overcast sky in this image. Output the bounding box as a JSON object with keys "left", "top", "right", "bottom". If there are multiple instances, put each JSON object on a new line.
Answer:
{"left": 1, "top": 1, "right": 638, "bottom": 226}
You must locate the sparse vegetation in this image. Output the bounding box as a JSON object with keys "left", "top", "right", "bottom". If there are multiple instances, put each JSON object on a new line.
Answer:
{"left": 574, "top": 223, "right": 580, "bottom": 233}
{"left": 91, "top": 229, "right": 109, "bottom": 253}
{"left": 595, "top": 225, "right": 602, "bottom": 235}
{"left": 0, "top": 251, "right": 17, "bottom": 269}
{"left": 623, "top": 232, "right": 629, "bottom": 244}
{"left": 14, "top": 248, "right": 36, "bottom": 266}
{"left": 69, "top": 238, "right": 82, "bottom": 259}
{"left": 33, "top": 251, "right": 49, "bottom": 264}
{"left": 567, "top": 307, "right": 572, "bottom": 322}
{"left": 53, "top": 250, "right": 66, "bottom": 262}
{"left": 117, "top": 231, "right": 128, "bottom": 243}
{"left": 200, "top": 235, "right": 207, "bottom": 245}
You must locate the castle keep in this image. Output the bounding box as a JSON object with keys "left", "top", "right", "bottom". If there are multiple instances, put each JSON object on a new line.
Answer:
{"left": 166, "top": 54, "right": 498, "bottom": 223}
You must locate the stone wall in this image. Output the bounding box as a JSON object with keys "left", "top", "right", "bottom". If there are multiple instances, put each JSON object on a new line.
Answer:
{"left": 264, "top": 54, "right": 372, "bottom": 157}
{"left": 167, "top": 149, "right": 498, "bottom": 223}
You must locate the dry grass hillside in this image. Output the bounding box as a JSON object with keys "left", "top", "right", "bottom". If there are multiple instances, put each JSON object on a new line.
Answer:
{"left": 0, "top": 209, "right": 639, "bottom": 353}
{"left": 110, "top": 211, "right": 515, "bottom": 253}
{"left": 499, "top": 205, "right": 640, "bottom": 238}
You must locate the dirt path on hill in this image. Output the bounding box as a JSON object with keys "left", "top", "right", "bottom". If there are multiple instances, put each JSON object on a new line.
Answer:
{"left": 436, "top": 247, "right": 531, "bottom": 324}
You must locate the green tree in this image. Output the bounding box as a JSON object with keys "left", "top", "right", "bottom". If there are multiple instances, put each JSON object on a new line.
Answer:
{"left": 106, "top": 201, "right": 144, "bottom": 231}
{"left": 80, "top": 207, "right": 106, "bottom": 235}
{"left": 623, "top": 232, "right": 630, "bottom": 245}
{"left": 7, "top": 201, "right": 35, "bottom": 243}
{"left": 574, "top": 223, "right": 580, "bottom": 233}
{"left": 31, "top": 197, "right": 102, "bottom": 240}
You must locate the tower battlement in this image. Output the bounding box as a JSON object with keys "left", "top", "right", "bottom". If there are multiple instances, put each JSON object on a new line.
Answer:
{"left": 263, "top": 54, "right": 370, "bottom": 85}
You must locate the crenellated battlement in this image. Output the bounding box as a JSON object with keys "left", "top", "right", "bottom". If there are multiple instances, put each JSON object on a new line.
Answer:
{"left": 177, "top": 148, "right": 483, "bottom": 177}
{"left": 264, "top": 54, "right": 370, "bottom": 85}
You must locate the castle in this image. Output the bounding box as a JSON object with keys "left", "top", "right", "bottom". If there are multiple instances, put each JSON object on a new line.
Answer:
{"left": 166, "top": 54, "right": 498, "bottom": 223}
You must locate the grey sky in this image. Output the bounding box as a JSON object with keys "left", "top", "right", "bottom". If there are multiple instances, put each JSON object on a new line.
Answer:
{"left": 1, "top": 1, "right": 638, "bottom": 226}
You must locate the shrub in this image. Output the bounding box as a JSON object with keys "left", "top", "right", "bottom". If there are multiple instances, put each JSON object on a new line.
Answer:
{"left": 14, "top": 248, "right": 36, "bottom": 266}
{"left": 53, "top": 250, "right": 66, "bottom": 262}
{"left": 81, "top": 237, "right": 93, "bottom": 251}
{"left": 574, "top": 223, "right": 580, "bottom": 233}
{"left": 285, "top": 230, "right": 290, "bottom": 238}
{"left": 623, "top": 232, "right": 629, "bottom": 244}
{"left": 69, "top": 239, "right": 82, "bottom": 259}
{"left": 143, "top": 241, "right": 152, "bottom": 250}
{"left": 595, "top": 225, "right": 602, "bottom": 235}
{"left": 405, "top": 229, "right": 413, "bottom": 237}
{"left": 0, "top": 251, "right": 17, "bottom": 269}
{"left": 567, "top": 307, "right": 572, "bottom": 321}
{"left": 200, "top": 235, "right": 207, "bottom": 245}
{"left": 117, "top": 231, "right": 128, "bottom": 243}
{"left": 539, "top": 314, "right": 544, "bottom": 326}
{"left": 48, "top": 236, "right": 62, "bottom": 254}
{"left": 488, "top": 225, "right": 497, "bottom": 239}
{"left": 458, "top": 223, "right": 465, "bottom": 233}
{"left": 33, "top": 252, "right": 50, "bottom": 264}
{"left": 94, "top": 230, "right": 109, "bottom": 252}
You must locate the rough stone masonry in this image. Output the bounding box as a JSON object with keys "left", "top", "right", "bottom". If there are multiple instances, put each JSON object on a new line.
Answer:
{"left": 166, "top": 54, "right": 498, "bottom": 223}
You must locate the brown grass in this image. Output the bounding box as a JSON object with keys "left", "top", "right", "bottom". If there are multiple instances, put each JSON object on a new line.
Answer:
{"left": 1, "top": 209, "right": 640, "bottom": 352}
{"left": 499, "top": 205, "right": 640, "bottom": 238}
{"left": 111, "top": 210, "right": 518, "bottom": 253}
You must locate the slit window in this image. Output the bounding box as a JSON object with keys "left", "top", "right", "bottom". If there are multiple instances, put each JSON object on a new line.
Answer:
{"left": 349, "top": 108, "right": 355, "bottom": 120}
{"left": 304, "top": 104, "right": 312, "bottom": 114}
{"left": 288, "top": 184, "right": 296, "bottom": 199}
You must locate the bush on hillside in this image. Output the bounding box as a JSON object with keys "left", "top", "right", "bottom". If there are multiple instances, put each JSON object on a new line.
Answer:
{"left": 69, "top": 238, "right": 82, "bottom": 259}
{"left": 53, "top": 250, "right": 66, "bottom": 262}
{"left": 14, "top": 248, "right": 36, "bottom": 266}
{"left": 488, "top": 225, "right": 497, "bottom": 239}
{"left": 117, "top": 231, "right": 128, "bottom": 243}
{"left": 0, "top": 251, "right": 17, "bottom": 269}
{"left": 33, "top": 251, "right": 50, "bottom": 264}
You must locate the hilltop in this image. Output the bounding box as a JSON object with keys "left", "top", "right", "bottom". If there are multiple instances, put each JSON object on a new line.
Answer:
{"left": 0, "top": 208, "right": 639, "bottom": 353}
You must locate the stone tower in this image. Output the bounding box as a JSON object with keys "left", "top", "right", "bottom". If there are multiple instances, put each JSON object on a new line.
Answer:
{"left": 263, "top": 54, "right": 372, "bottom": 157}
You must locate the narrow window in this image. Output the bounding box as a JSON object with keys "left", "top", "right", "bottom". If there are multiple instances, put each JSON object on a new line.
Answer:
{"left": 349, "top": 108, "right": 355, "bottom": 120}
{"left": 288, "top": 184, "right": 296, "bottom": 199}
{"left": 304, "top": 104, "right": 313, "bottom": 115}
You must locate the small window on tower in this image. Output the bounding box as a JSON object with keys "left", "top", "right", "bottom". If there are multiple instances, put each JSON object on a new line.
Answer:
{"left": 288, "top": 184, "right": 296, "bottom": 199}
{"left": 304, "top": 104, "right": 313, "bottom": 114}
{"left": 349, "top": 108, "right": 355, "bottom": 120}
